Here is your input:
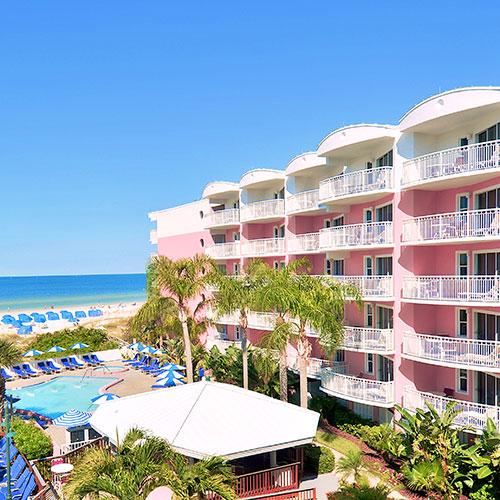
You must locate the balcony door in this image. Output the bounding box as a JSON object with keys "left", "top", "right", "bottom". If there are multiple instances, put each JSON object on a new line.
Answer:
{"left": 375, "top": 256, "right": 392, "bottom": 276}
{"left": 476, "top": 187, "right": 500, "bottom": 209}
{"left": 477, "top": 372, "right": 500, "bottom": 407}
{"left": 377, "top": 355, "right": 393, "bottom": 382}
{"left": 475, "top": 252, "right": 500, "bottom": 275}
{"left": 376, "top": 306, "right": 393, "bottom": 329}
{"left": 213, "top": 234, "right": 226, "bottom": 244}
{"left": 475, "top": 312, "right": 500, "bottom": 341}
{"left": 375, "top": 204, "right": 393, "bottom": 222}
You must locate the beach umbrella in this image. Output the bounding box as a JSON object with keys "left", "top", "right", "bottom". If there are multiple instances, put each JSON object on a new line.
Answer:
{"left": 140, "top": 346, "right": 157, "bottom": 354}
{"left": 128, "top": 342, "right": 145, "bottom": 351}
{"left": 46, "top": 311, "right": 60, "bottom": 320}
{"left": 156, "top": 370, "right": 185, "bottom": 381}
{"left": 23, "top": 349, "right": 44, "bottom": 358}
{"left": 52, "top": 409, "right": 92, "bottom": 427}
{"left": 70, "top": 342, "right": 89, "bottom": 350}
{"left": 1, "top": 315, "right": 16, "bottom": 325}
{"left": 90, "top": 393, "right": 120, "bottom": 405}
{"left": 32, "top": 315, "right": 46, "bottom": 324}
{"left": 157, "top": 363, "right": 186, "bottom": 373}
{"left": 48, "top": 345, "right": 66, "bottom": 353}
{"left": 152, "top": 377, "right": 186, "bottom": 389}
{"left": 18, "top": 314, "right": 32, "bottom": 323}
{"left": 75, "top": 311, "right": 87, "bottom": 319}
{"left": 4, "top": 394, "right": 20, "bottom": 404}
{"left": 17, "top": 326, "right": 33, "bottom": 335}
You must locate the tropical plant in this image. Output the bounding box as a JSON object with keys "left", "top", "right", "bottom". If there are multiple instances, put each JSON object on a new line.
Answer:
{"left": 11, "top": 417, "right": 52, "bottom": 460}
{"left": 335, "top": 449, "right": 365, "bottom": 484}
{"left": 65, "top": 428, "right": 236, "bottom": 499}
{"left": 327, "top": 479, "right": 389, "bottom": 500}
{"left": 401, "top": 460, "right": 446, "bottom": 497}
{"left": 251, "top": 348, "right": 279, "bottom": 395}
{"left": 304, "top": 444, "right": 336, "bottom": 474}
{"left": 0, "top": 338, "right": 21, "bottom": 416}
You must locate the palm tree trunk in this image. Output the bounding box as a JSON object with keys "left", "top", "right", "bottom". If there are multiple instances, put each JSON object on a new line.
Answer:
{"left": 179, "top": 309, "right": 194, "bottom": 383}
{"left": 279, "top": 349, "right": 288, "bottom": 402}
{"left": 241, "top": 327, "right": 249, "bottom": 390}
{"left": 297, "top": 333, "right": 312, "bottom": 408}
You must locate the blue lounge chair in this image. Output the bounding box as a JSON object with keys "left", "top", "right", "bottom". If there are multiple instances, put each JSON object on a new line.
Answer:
{"left": 10, "top": 454, "right": 26, "bottom": 481}
{"left": 82, "top": 355, "right": 97, "bottom": 366}
{"left": 46, "top": 360, "right": 62, "bottom": 372}
{"left": 20, "top": 475, "right": 36, "bottom": 500}
{"left": 20, "top": 364, "right": 38, "bottom": 377}
{"left": 123, "top": 353, "right": 140, "bottom": 364}
{"left": 129, "top": 355, "right": 148, "bottom": 367}
{"left": 35, "top": 362, "right": 53, "bottom": 374}
{"left": 90, "top": 354, "right": 104, "bottom": 364}
{"left": 1, "top": 369, "right": 13, "bottom": 380}
{"left": 68, "top": 356, "right": 85, "bottom": 368}
{"left": 11, "top": 366, "right": 29, "bottom": 379}
{"left": 134, "top": 356, "right": 152, "bottom": 369}
{"left": 141, "top": 359, "right": 160, "bottom": 372}
{"left": 60, "top": 358, "right": 75, "bottom": 370}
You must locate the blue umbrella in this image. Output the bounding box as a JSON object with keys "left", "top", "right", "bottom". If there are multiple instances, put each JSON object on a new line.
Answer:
{"left": 23, "top": 349, "right": 44, "bottom": 358}
{"left": 152, "top": 377, "right": 186, "bottom": 388}
{"left": 1, "top": 315, "right": 16, "bottom": 325}
{"left": 128, "top": 342, "right": 145, "bottom": 351}
{"left": 18, "top": 314, "right": 32, "bottom": 323}
{"left": 52, "top": 409, "right": 92, "bottom": 427}
{"left": 70, "top": 342, "right": 89, "bottom": 350}
{"left": 157, "top": 363, "right": 186, "bottom": 373}
{"left": 17, "top": 326, "right": 33, "bottom": 335}
{"left": 156, "top": 370, "right": 185, "bottom": 381}
{"left": 75, "top": 311, "right": 87, "bottom": 319}
{"left": 46, "top": 311, "right": 60, "bottom": 320}
{"left": 48, "top": 345, "right": 66, "bottom": 353}
{"left": 5, "top": 394, "right": 20, "bottom": 404}
{"left": 90, "top": 393, "right": 120, "bottom": 405}
{"left": 140, "top": 346, "right": 157, "bottom": 354}
{"left": 32, "top": 315, "right": 46, "bottom": 324}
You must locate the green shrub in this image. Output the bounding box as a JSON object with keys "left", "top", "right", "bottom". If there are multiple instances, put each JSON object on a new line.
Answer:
{"left": 327, "top": 480, "right": 389, "bottom": 499}
{"left": 12, "top": 418, "right": 52, "bottom": 460}
{"left": 469, "top": 484, "right": 497, "bottom": 500}
{"left": 304, "top": 444, "right": 335, "bottom": 474}
{"left": 309, "top": 396, "right": 372, "bottom": 428}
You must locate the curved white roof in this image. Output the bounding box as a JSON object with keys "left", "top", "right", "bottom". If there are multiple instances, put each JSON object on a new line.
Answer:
{"left": 317, "top": 124, "right": 397, "bottom": 158}
{"left": 285, "top": 152, "right": 327, "bottom": 176}
{"left": 399, "top": 87, "right": 500, "bottom": 133}
{"left": 202, "top": 181, "right": 239, "bottom": 199}
{"left": 90, "top": 381, "right": 319, "bottom": 460}
{"left": 240, "top": 169, "right": 285, "bottom": 189}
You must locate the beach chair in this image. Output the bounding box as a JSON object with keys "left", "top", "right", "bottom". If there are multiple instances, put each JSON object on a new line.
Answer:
{"left": 35, "top": 362, "right": 53, "bottom": 374}
{"left": 21, "top": 364, "right": 38, "bottom": 377}
{"left": 11, "top": 366, "right": 29, "bottom": 379}
{"left": 1, "top": 368, "right": 13, "bottom": 380}
{"left": 10, "top": 454, "right": 26, "bottom": 481}
{"left": 129, "top": 355, "right": 148, "bottom": 368}
{"left": 82, "top": 355, "right": 97, "bottom": 366}
{"left": 141, "top": 359, "right": 160, "bottom": 373}
{"left": 123, "top": 353, "right": 140, "bottom": 364}
{"left": 46, "top": 360, "right": 62, "bottom": 373}
{"left": 68, "top": 356, "right": 85, "bottom": 368}
{"left": 90, "top": 354, "right": 104, "bottom": 364}
{"left": 60, "top": 358, "right": 75, "bottom": 370}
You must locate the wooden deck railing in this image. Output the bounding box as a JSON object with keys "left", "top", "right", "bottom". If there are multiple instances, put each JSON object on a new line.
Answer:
{"left": 256, "top": 488, "right": 317, "bottom": 500}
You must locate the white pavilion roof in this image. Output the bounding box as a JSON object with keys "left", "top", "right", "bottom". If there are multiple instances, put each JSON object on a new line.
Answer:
{"left": 89, "top": 381, "right": 319, "bottom": 460}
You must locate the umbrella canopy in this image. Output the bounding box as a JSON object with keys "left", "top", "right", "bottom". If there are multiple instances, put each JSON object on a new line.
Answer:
{"left": 32, "top": 315, "right": 46, "bottom": 324}
{"left": 1, "top": 315, "right": 16, "bottom": 324}
{"left": 157, "top": 363, "right": 186, "bottom": 373}
{"left": 156, "top": 370, "right": 185, "bottom": 381}
{"left": 70, "top": 342, "right": 89, "bottom": 350}
{"left": 23, "top": 349, "right": 44, "bottom": 358}
{"left": 48, "top": 345, "right": 66, "bottom": 353}
{"left": 18, "top": 314, "right": 32, "bottom": 323}
{"left": 152, "top": 377, "right": 186, "bottom": 388}
{"left": 140, "top": 346, "right": 157, "bottom": 354}
{"left": 53, "top": 409, "right": 92, "bottom": 427}
{"left": 17, "top": 326, "right": 33, "bottom": 335}
{"left": 4, "top": 394, "right": 20, "bottom": 404}
{"left": 75, "top": 311, "right": 87, "bottom": 319}
{"left": 128, "top": 342, "right": 145, "bottom": 351}
{"left": 46, "top": 311, "right": 60, "bottom": 320}
{"left": 91, "top": 393, "right": 120, "bottom": 405}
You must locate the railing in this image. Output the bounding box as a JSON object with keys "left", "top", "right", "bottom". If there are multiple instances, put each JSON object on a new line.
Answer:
{"left": 287, "top": 233, "right": 320, "bottom": 253}
{"left": 326, "top": 275, "right": 393, "bottom": 299}
{"left": 205, "top": 242, "right": 241, "bottom": 259}
{"left": 321, "top": 369, "right": 395, "bottom": 406}
{"left": 288, "top": 357, "right": 347, "bottom": 378}
{"left": 287, "top": 189, "right": 320, "bottom": 214}
{"left": 240, "top": 199, "right": 285, "bottom": 222}
{"left": 59, "top": 438, "right": 104, "bottom": 455}
{"left": 204, "top": 208, "right": 240, "bottom": 228}
{"left": 319, "top": 166, "right": 393, "bottom": 202}
{"left": 149, "top": 229, "right": 158, "bottom": 244}
{"left": 403, "top": 387, "right": 500, "bottom": 433}
{"left": 211, "top": 337, "right": 243, "bottom": 350}
{"left": 241, "top": 238, "right": 285, "bottom": 256}
{"left": 403, "top": 276, "right": 500, "bottom": 304}
{"left": 342, "top": 326, "right": 394, "bottom": 353}
{"left": 257, "top": 488, "right": 317, "bottom": 500}
{"left": 403, "top": 332, "right": 500, "bottom": 371}
{"left": 319, "top": 222, "right": 393, "bottom": 250}
{"left": 402, "top": 140, "right": 500, "bottom": 187}
{"left": 402, "top": 208, "right": 500, "bottom": 243}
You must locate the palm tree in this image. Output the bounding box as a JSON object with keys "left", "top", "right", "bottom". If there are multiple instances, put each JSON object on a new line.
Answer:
{"left": 65, "top": 428, "right": 236, "bottom": 499}
{"left": 335, "top": 449, "right": 365, "bottom": 485}
{"left": 142, "top": 255, "right": 216, "bottom": 383}
{"left": 0, "top": 339, "right": 21, "bottom": 418}
{"left": 214, "top": 262, "right": 263, "bottom": 390}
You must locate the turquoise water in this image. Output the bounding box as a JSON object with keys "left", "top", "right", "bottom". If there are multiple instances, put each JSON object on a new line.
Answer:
{"left": 92, "top": 365, "right": 125, "bottom": 373}
{"left": 0, "top": 273, "right": 146, "bottom": 311}
{"left": 8, "top": 375, "right": 118, "bottom": 419}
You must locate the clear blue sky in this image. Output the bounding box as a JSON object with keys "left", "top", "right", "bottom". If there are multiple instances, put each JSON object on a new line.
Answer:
{"left": 2, "top": 1, "right": 500, "bottom": 276}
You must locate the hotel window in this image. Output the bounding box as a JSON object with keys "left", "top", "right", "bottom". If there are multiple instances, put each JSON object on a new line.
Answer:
{"left": 324, "top": 219, "right": 331, "bottom": 229}
{"left": 234, "top": 326, "right": 241, "bottom": 340}
{"left": 457, "top": 309, "right": 468, "bottom": 338}
{"left": 376, "top": 150, "right": 393, "bottom": 167}
{"left": 217, "top": 264, "right": 227, "bottom": 275}
{"left": 365, "top": 354, "right": 374, "bottom": 374}
{"left": 332, "top": 216, "right": 344, "bottom": 227}
{"left": 233, "top": 232, "right": 240, "bottom": 241}
{"left": 457, "top": 253, "right": 468, "bottom": 276}
{"left": 280, "top": 261, "right": 286, "bottom": 269}
{"left": 375, "top": 256, "right": 392, "bottom": 276}
{"left": 376, "top": 306, "right": 393, "bottom": 329}
{"left": 279, "top": 224, "right": 285, "bottom": 238}
{"left": 375, "top": 204, "right": 393, "bottom": 222}
{"left": 477, "top": 123, "right": 500, "bottom": 143}
{"left": 274, "top": 188, "right": 285, "bottom": 199}
{"left": 476, "top": 187, "right": 500, "bottom": 209}
{"left": 273, "top": 261, "right": 279, "bottom": 270}
{"left": 332, "top": 259, "right": 344, "bottom": 276}
{"left": 364, "top": 209, "right": 373, "bottom": 223}
{"left": 325, "top": 259, "right": 332, "bottom": 275}
{"left": 457, "top": 194, "right": 469, "bottom": 212}
{"left": 217, "top": 324, "right": 228, "bottom": 339}
{"left": 457, "top": 369, "right": 468, "bottom": 393}
{"left": 475, "top": 312, "right": 500, "bottom": 341}
{"left": 233, "top": 263, "right": 240, "bottom": 275}
{"left": 365, "top": 304, "right": 373, "bottom": 327}
{"left": 364, "top": 256, "right": 373, "bottom": 276}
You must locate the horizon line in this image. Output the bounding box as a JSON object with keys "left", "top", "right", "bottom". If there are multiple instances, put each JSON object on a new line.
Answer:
{"left": 0, "top": 272, "right": 146, "bottom": 279}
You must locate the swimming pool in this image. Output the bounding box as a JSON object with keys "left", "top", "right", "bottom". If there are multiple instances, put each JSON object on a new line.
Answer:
{"left": 8, "top": 375, "right": 118, "bottom": 419}
{"left": 91, "top": 365, "right": 127, "bottom": 373}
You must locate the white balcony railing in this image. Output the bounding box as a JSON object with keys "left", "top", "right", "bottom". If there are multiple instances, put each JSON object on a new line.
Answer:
{"left": 210, "top": 336, "right": 243, "bottom": 351}
{"left": 319, "top": 222, "right": 393, "bottom": 250}
{"left": 240, "top": 199, "right": 285, "bottom": 222}
{"left": 241, "top": 238, "right": 285, "bottom": 257}
{"left": 205, "top": 242, "right": 241, "bottom": 259}
{"left": 287, "top": 189, "right": 321, "bottom": 214}
{"left": 403, "top": 276, "right": 500, "bottom": 304}
{"left": 150, "top": 229, "right": 158, "bottom": 245}
{"left": 288, "top": 357, "right": 347, "bottom": 379}
{"left": 204, "top": 209, "right": 240, "bottom": 228}
{"left": 402, "top": 208, "right": 500, "bottom": 244}
{"left": 319, "top": 167, "right": 393, "bottom": 202}
{"left": 403, "top": 332, "right": 500, "bottom": 371}
{"left": 403, "top": 387, "right": 500, "bottom": 434}
{"left": 321, "top": 369, "right": 395, "bottom": 407}
{"left": 327, "top": 275, "right": 394, "bottom": 299}
{"left": 402, "top": 140, "right": 500, "bottom": 187}
{"left": 342, "top": 326, "right": 394, "bottom": 353}
{"left": 287, "top": 233, "right": 320, "bottom": 253}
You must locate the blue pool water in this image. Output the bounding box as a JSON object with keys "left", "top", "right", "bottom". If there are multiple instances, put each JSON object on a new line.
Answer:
{"left": 8, "top": 376, "right": 118, "bottom": 419}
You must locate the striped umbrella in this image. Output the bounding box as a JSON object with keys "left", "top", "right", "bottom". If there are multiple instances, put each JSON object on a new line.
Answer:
{"left": 156, "top": 370, "right": 185, "bottom": 381}
{"left": 157, "top": 363, "right": 186, "bottom": 372}
{"left": 48, "top": 345, "right": 66, "bottom": 353}
{"left": 90, "top": 393, "right": 120, "bottom": 405}
{"left": 70, "top": 342, "right": 89, "bottom": 350}
{"left": 152, "top": 377, "right": 186, "bottom": 388}
{"left": 52, "top": 409, "right": 92, "bottom": 427}
{"left": 128, "top": 342, "right": 145, "bottom": 351}
{"left": 22, "top": 349, "right": 44, "bottom": 357}
{"left": 140, "top": 346, "right": 157, "bottom": 354}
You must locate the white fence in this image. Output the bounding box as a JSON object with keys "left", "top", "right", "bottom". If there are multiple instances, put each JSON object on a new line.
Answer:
{"left": 342, "top": 327, "right": 394, "bottom": 353}
{"left": 403, "top": 387, "right": 500, "bottom": 434}
{"left": 403, "top": 276, "right": 500, "bottom": 303}
{"left": 319, "top": 167, "right": 393, "bottom": 202}
{"left": 204, "top": 209, "right": 240, "bottom": 228}
{"left": 241, "top": 238, "right": 285, "bottom": 256}
{"left": 288, "top": 357, "right": 347, "bottom": 379}
{"left": 402, "top": 208, "right": 500, "bottom": 243}
{"left": 321, "top": 369, "right": 395, "bottom": 406}
{"left": 402, "top": 140, "right": 500, "bottom": 187}
{"left": 205, "top": 242, "right": 241, "bottom": 259}
{"left": 319, "top": 222, "right": 393, "bottom": 250}
{"left": 403, "top": 332, "right": 500, "bottom": 370}
{"left": 287, "top": 189, "right": 320, "bottom": 214}
{"left": 287, "top": 233, "right": 320, "bottom": 253}
{"left": 240, "top": 199, "right": 285, "bottom": 222}
{"left": 328, "top": 275, "right": 393, "bottom": 299}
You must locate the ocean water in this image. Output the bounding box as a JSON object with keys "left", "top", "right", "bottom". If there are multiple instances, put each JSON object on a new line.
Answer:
{"left": 0, "top": 273, "right": 146, "bottom": 312}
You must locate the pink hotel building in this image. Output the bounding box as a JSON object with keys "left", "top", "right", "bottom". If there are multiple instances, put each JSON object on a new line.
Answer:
{"left": 149, "top": 87, "right": 500, "bottom": 432}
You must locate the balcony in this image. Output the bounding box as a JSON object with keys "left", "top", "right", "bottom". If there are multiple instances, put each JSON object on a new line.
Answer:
{"left": 210, "top": 337, "right": 243, "bottom": 352}
{"left": 402, "top": 332, "right": 500, "bottom": 372}
{"left": 288, "top": 357, "right": 347, "bottom": 379}
{"left": 403, "top": 387, "right": 500, "bottom": 434}
{"left": 402, "top": 208, "right": 500, "bottom": 245}
{"left": 287, "top": 189, "right": 322, "bottom": 215}
{"left": 321, "top": 369, "right": 395, "bottom": 407}
{"left": 205, "top": 242, "right": 241, "bottom": 260}
{"left": 287, "top": 233, "right": 320, "bottom": 254}
{"left": 342, "top": 326, "right": 394, "bottom": 354}
{"left": 241, "top": 238, "right": 285, "bottom": 257}
{"left": 318, "top": 167, "right": 393, "bottom": 206}
{"left": 204, "top": 209, "right": 240, "bottom": 229}
{"left": 402, "top": 140, "right": 500, "bottom": 190}
{"left": 150, "top": 229, "right": 158, "bottom": 245}
{"left": 402, "top": 276, "right": 500, "bottom": 305}
{"left": 319, "top": 222, "right": 393, "bottom": 251}
{"left": 240, "top": 199, "right": 285, "bottom": 223}
{"left": 327, "top": 275, "right": 394, "bottom": 301}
